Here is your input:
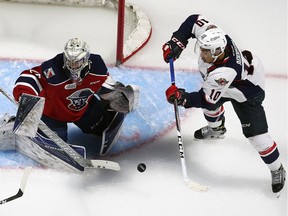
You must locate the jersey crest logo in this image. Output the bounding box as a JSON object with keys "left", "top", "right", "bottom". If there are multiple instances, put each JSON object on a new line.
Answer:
{"left": 43, "top": 68, "right": 55, "bottom": 79}
{"left": 67, "top": 88, "right": 93, "bottom": 111}
{"left": 215, "top": 78, "right": 229, "bottom": 86}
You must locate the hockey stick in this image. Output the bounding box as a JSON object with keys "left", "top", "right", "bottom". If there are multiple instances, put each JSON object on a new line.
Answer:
{"left": 0, "top": 87, "right": 120, "bottom": 172}
{"left": 169, "top": 59, "right": 209, "bottom": 192}
{"left": 0, "top": 167, "right": 32, "bottom": 204}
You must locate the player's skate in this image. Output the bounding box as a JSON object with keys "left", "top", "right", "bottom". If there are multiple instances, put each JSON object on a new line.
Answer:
{"left": 194, "top": 118, "right": 226, "bottom": 140}
{"left": 271, "top": 164, "right": 286, "bottom": 197}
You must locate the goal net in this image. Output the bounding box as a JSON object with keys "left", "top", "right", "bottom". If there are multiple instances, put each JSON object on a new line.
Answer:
{"left": 1, "top": 0, "right": 152, "bottom": 65}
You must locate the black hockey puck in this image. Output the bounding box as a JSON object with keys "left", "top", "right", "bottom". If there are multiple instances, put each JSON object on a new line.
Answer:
{"left": 137, "top": 163, "right": 146, "bottom": 172}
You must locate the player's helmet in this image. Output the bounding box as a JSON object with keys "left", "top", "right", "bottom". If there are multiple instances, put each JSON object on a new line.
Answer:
{"left": 63, "top": 38, "right": 90, "bottom": 83}
{"left": 196, "top": 28, "right": 227, "bottom": 60}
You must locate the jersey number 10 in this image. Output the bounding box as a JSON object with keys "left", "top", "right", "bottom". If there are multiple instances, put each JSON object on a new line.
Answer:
{"left": 210, "top": 89, "right": 221, "bottom": 101}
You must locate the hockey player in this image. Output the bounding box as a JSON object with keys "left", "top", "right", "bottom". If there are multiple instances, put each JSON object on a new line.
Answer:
{"left": 162, "top": 14, "right": 286, "bottom": 195}
{"left": 13, "top": 38, "right": 139, "bottom": 157}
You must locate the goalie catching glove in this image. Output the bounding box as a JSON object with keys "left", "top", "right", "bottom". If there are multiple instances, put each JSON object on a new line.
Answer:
{"left": 165, "top": 85, "right": 188, "bottom": 106}
{"left": 98, "top": 77, "right": 139, "bottom": 113}
{"left": 162, "top": 32, "right": 188, "bottom": 63}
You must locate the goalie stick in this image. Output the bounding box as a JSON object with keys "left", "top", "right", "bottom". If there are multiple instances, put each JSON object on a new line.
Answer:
{"left": 0, "top": 167, "right": 32, "bottom": 205}
{"left": 0, "top": 87, "right": 120, "bottom": 172}
{"left": 169, "top": 59, "right": 209, "bottom": 192}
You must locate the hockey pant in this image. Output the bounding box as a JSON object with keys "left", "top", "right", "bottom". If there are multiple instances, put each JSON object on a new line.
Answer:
{"left": 202, "top": 91, "right": 281, "bottom": 170}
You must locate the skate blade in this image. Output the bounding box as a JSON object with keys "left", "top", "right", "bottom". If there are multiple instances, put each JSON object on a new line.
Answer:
{"left": 276, "top": 192, "right": 281, "bottom": 198}
{"left": 193, "top": 135, "right": 226, "bottom": 141}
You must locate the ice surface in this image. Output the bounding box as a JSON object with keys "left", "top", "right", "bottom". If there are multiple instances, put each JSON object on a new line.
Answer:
{"left": 0, "top": 0, "right": 286, "bottom": 216}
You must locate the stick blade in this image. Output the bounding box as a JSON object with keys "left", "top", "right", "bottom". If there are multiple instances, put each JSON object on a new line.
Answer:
{"left": 0, "top": 167, "right": 32, "bottom": 205}
{"left": 90, "top": 160, "right": 120, "bottom": 171}
{"left": 20, "top": 167, "right": 33, "bottom": 192}
{"left": 185, "top": 179, "right": 209, "bottom": 192}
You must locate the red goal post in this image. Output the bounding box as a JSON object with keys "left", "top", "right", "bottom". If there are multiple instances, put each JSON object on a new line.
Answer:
{"left": 2, "top": 0, "right": 152, "bottom": 65}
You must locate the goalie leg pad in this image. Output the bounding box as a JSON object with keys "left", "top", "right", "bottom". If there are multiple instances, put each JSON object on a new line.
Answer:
{"left": 0, "top": 114, "right": 16, "bottom": 151}
{"left": 100, "top": 112, "right": 125, "bottom": 155}
{"left": 0, "top": 113, "right": 15, "bottom": 126}
{"left": 74, "top": 100, "right": 125, "bottom": 156}
{"left": 75, "top": 96, "right": 114, "bottom": 136}
{"left": 13, "top": 94, "right": 45, "bottom": 137}
{"left": 41, "top": 115, "right": 68, "bottom": 142}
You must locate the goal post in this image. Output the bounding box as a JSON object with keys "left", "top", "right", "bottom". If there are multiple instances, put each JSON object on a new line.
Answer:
{"left": 1, "top": 0, "right": 152, "bottom": 65}
{"left": 117, "top": 0, "right": 125, "bottom": 65}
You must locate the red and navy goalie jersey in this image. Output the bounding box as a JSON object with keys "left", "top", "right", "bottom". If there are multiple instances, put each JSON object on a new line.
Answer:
{"left": 13, "top": 53, "right": 108, "bottom": 122}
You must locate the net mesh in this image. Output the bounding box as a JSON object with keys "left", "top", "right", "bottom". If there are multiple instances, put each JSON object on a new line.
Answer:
{"left": 1, "top": 0, "right": 152, "bottom": 63}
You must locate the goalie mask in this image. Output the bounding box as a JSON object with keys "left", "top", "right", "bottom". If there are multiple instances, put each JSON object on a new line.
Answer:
{"left": 194, "top": 28, "right": 227, "bottom": 62}
{"left": 63, "top": 38, "right": 90, "bottom": 84}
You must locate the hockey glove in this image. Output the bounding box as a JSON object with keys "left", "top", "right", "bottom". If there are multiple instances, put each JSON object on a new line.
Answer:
{"left": 99, "top": 81, "right": 139, "bottom": 113}
{"left": 165, "top": 85, "right": 188, "bottom": 106}
{"left": 162, "top": 32, "right": 188, "bottom": 63}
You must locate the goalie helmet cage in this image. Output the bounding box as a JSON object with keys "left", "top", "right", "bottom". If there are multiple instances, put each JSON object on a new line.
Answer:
{"left": 2, "top": 0, "right": 152, "bottom": 66}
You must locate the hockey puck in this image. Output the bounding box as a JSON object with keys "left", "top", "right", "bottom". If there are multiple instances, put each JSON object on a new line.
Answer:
{"left": 137, "top": 163, "right": 146, "bottom": 172}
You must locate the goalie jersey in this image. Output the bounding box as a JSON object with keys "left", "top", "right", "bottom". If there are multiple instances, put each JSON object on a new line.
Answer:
{"left": 13, "top": 53, "right": 108, "bottom": 122}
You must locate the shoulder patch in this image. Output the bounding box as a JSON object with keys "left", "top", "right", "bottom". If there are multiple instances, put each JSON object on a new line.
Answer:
{"left": 43, "top": 67, "right": 55, "bottom": 79}
{"left": 215, "top": 78, "right": 229, "bottom": 86}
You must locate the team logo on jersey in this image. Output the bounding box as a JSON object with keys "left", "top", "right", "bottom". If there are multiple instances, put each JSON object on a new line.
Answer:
{"left": 67, "top": 88, "right": 93, "bottom": 111}
{"left": 215, "top": 78, "right": 229, "bottom": 86}
{"left": 43, "top": 68, "right": 55, "bottom": 79}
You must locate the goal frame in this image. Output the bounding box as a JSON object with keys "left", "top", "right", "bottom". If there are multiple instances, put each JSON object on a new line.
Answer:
{"left": 1, "top": 0, "right": 152, "bottom": 65}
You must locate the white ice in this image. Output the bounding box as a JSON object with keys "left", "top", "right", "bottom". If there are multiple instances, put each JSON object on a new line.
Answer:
{"left": 0, "top": 0, "right": 287, "bottom": 216}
